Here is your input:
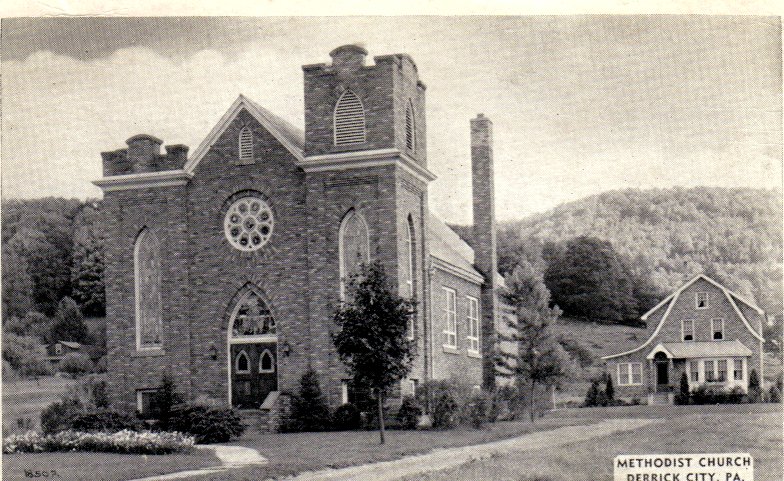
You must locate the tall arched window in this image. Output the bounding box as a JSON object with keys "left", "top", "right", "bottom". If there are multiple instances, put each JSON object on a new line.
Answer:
{"left": 239, "top": 127, "right": 254, "bottom": 162}
{"left": 134, "top": 228, "right": 162, "bottom": 349}
{"left": 405, "top": 100, "right": 415, "bottom": 151}
{"left": 405, "top": 215, "right": 416, "bottom": 339}
{"left": 333, "top": 90, "right": 366, "bottom": 146}
{"left": 339, "top": 210, "right": 370, "bottom": 299}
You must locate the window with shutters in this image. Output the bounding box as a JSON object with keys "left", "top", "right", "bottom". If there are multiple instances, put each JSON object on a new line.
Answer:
{"left": 333, "top": 90, "right": 366, "bottom": 145}
{"left": 405, "top": 100, "right": 415, "bottom": 151}
{"left": 239, "top": 127, "right": 254, "bottom": 162}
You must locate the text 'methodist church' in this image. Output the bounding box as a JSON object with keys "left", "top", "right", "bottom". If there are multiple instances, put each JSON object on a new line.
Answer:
{"left": 95, "top": 45, "right": 516, "bottom": 426}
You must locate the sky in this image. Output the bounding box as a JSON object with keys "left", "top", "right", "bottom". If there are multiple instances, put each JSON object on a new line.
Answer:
{"left": 1, "top": 16, "right": 781, "bottom": 223}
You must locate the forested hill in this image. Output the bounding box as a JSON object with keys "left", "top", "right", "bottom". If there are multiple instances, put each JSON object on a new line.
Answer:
{"left": 458, "top": 187, "right": 783, "bottom": 313}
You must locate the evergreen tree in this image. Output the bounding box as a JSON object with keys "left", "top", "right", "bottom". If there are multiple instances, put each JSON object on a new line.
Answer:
{"left": 51, "top": 297, "right": 90, "bottom": 343}
{"left": 675, "top": 372, "right": 690, "bottom": 405}
{"left": 152, "top": 374, "right": 183, "bottom": 430}
{"left": 499, "top": 262, "right": 573, "bottom": 421}
{"left": 332, "top": 261, "right": 416, "bottom": 444}
{"left": 584, "top": 379, "right": 600, "bottom": 407}
{"left": 605, "top": 372, "right": 615, "bottom": 403}
{"left": 747, "top": 369, "right": 763, "bottom": 403}
{"left": 288, "top": 367, "right": 332, "bottom": 432}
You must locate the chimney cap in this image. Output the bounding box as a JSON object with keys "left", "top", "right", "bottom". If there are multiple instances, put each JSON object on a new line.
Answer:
{"left": 126, "top": 134, "right": 163, "bottom": 145}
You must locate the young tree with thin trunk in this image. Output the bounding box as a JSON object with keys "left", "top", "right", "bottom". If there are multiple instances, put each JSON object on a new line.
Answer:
{"left": 332, "top": 261, "right": 415, "bottom": 444}
{"left": 498, "top": 261, "right": 573, "bottom": 421}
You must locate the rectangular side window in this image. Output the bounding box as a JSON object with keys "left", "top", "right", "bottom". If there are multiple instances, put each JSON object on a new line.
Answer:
{"left": 690, "top": 361, "right": 699, "bottom": 382}
{"left": 442, "top": 288, "right": 457, "bottom": 348}
{"left": 696, "top": 292, "right": 708, "bottom": 309}
{"left": 711, "top": 318, "right": 724, "bottom": 341}
{"left": 466, "top": 296, "right": 480, "bottom": 353}
{"left": 681, "top": 319, "right": 694, "bottom": 341}
{"left": 733, "top": 359, "right": 743, "bottom": 381}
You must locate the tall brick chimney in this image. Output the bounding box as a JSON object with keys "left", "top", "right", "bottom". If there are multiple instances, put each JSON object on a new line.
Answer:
{"left": 471, "top": 113, "right": 498, "bottom": 391}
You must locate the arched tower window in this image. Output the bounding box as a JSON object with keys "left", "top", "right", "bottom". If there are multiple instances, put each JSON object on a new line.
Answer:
{"left": 405, "top": 215, "right": 416, "bottom": 339}
{"left": 239, "top": 127, "right": 254, "bottom": 162}
{"left": 134, "top": 228, "right": 162, "bottom": 349}
{"left": 405, "top": 100, "right": 415, "bottom": 151}
{"left": 333, "top": 90, "right": 366, "bottom": 146}
{"left": 230, "top": 290, "right": 276, "bottom": 338}
{"left": 339, "top": 210, "right": 370, "bottom": 299}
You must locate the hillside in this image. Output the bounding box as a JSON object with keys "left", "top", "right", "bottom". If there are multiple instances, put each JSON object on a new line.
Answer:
{"left": 456, "top": 187, "right": 782, "bottom": 313}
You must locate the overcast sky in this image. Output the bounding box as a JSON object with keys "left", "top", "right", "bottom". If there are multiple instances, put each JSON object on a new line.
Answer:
{"left": 1, "top": 16, "right": 781, "bottom": 223}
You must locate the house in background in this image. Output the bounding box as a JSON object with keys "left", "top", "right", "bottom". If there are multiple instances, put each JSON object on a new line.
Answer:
{"left": 602, "top": 274, "right": 765, "bottom": 405}
{"left": 43, "top": 341, "right": 106, "bottom": 367}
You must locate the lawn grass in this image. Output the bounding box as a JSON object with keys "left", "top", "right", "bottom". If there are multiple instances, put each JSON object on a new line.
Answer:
{"left": 2, "top": 376, "right": 75, "bottom": 435}
{"left": 1, "top": 450, "right": 221, "bottom": 481}
{"left": 181, "top": 417, "right": 591, "bottom": 480}
{"left": 408, "top": 403, "right": 783, "bottom": 481}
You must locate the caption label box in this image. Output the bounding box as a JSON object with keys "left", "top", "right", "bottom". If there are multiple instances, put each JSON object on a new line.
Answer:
{"left": 614, "top": 453, "right": 753, "bottom": 481}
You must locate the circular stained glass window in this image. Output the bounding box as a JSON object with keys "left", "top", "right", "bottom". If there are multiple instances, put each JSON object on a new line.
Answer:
{"left": 224, "top": 196, "right": 273, "bottom": 251}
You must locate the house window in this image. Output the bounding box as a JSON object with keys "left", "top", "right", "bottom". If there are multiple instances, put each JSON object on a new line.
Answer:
{"left": 224, "top": 195, "right": 274, "bottom": 252}
{"left": 689, "top": 361, "right": 699, "bottom": 383}
{"left": 717, "top": 360, "right": 727, "bottom": 382}
{"left": 617, "top": 363, "right": 642, "bottom": 386}
{"left": 466, "top": 296, "right": 480, "bottom": 353}
{"left": 696, "top": 292, "right": 708, "bottom": 309}
{"left": 681, "top": 319, "right": 694, "bottom": 341}
{"left": 333, "top": 90, "right": 366, "bottom": 145}
{"left": 238, "top": 126, "right": 253, "bottom": 162}
{"left": 339, "top": 210, "right": 370, "bottom": 300}
{"left": 134, "top": 228, "right": 162, "bottom": 350}
{"left": 704, "top": 360, "right": 716, "bottom": 382}
{"left": 442, "top": 287, "right": 457, "bottom": 348}
{"left": 231, "top": 290, "right": 276, "bottom": 337}
{"left": 733, "top": 359, "right": 743, "bottom": 381}
{"left": 405, "top": 100, "right": 415, "bottom": 151}
{"left": 340, "top": 381, "right": 349, "bottom": 405}
{"left": 711, "top": 318, "right": 724, "bottom": 340}
{"left": 259, "top": 349, "right": 274, "bottom": 373}
{"left": 235, "top": 350, "right": 250, "bottom": 374}
{"left": 136, "top": 389, "right": 160, "bottom": 418}
{"left": 55, "top": 344, "right": 62, "bottom": 355}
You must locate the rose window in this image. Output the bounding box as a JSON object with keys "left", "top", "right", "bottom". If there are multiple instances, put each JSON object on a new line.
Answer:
{"left": 224, "top": 196, "right": 273, "bottom": 251}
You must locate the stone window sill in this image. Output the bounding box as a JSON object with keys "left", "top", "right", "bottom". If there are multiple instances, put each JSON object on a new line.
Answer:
{"left": 132, "top": 348, "right": 166, "bottom": 358}
{"left": 467, "top": 350, "right": 481, "bottom": 359}
{"left": 442, "top": 345, "right": 459, "bottom": 355}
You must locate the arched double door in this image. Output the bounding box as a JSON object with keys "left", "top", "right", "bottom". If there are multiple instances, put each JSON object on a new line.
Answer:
{"left": 228, "top": 288, "right": 278, "bottom": 408}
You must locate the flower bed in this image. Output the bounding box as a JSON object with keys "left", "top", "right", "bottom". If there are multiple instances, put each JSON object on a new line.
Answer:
{"left": 3, "top": 429, "right": 195, "bottom": 455}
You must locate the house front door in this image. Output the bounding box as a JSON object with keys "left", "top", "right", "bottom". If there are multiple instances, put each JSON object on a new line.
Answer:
{"left": 655, "top": 360, "right": 669, "bottom": 386}
{"left": 230, "top": 343, "right": 277, "bottom": 408}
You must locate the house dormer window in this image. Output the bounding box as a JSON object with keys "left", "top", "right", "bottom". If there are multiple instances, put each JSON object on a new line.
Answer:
{"left": 334, "top": 90, "right": 366, "bottom": 146}
{"left": 711, "top": 318, "right": 724, "bottom": 340}
{"left": 681, "top": 319, "right": 694, "bottom": 341}
{"left": 696, "top": 292, "right": 708, "bottom": 309}
{"left": 239, "top": 127, "right": 254, "bottom": 162}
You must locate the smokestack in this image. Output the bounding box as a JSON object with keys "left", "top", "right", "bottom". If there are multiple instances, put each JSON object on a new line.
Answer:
{"left": 471, "top": 113, "right": 498, "bottom": 391}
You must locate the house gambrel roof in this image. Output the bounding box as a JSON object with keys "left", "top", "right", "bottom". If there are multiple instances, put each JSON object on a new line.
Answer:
{"left": 602, "top": 274, "right": 765, "bottom": 360}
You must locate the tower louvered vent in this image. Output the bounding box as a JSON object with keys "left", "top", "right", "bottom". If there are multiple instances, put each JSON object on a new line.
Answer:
{"left": 405, "top": 101, "right": 415, "bottom": 151}
{"left": 333, "top": 90, "right": 366, "bottom": 145}
{"left": 239, "top": 127, "right": 253, "bottom": 161}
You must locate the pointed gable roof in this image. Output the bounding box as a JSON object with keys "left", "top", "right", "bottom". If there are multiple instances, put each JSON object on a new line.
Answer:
{"left": 183, "top": 95, "right": 304, "bottom": 174}
{"left": 602, "top": 274, "right": 764, "bottom": 360}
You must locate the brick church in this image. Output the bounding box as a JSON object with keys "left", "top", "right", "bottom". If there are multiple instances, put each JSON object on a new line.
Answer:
{"left": 95, "top": 45, "right": 512, "bottom": 422}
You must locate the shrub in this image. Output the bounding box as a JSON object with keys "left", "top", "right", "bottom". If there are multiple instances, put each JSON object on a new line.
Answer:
{"left": 284, "top": 367, "right": 331, "bottom": 432}
{"left": 41, "top": 398, "right": 83, "bottom": 435}
{"left": 604, "top": 373, "right": 614, "bottom": 403}
{"left": 583, "top": 379, "right": 600, "bottom": 407}
{"left": 93, "top": 356, "right": 107, "bottom": 373}
{"left": 152, "top": 374, "right": 184, "bottom": 430}
{"left": 431, "top": 390, "right": 458, "bottom": 429}
{"left": 768, "top": 385, "right": 781, "bottom": 403}
{"left": 3, "top": 430, "right": 194, "bottom": 454}
{"left": 70, "top": 410, "right": 144, "bottom": 433}
{"left": 396, "top": 396, "right": 422, "bottom": 430}
{"left": 492, "top": 385, "right": 523, "bottom": 420}
{"left": 332, "top": 403, "right": 361, "bottom": 431}
{"left": 169, "top": 405, "right": 244, "bottom": 444}
{"left": 467, "top": 393, "right": 490, "bottom": 429}
{"left": 747, "top": 369, "right": 763, "bottom": 403}
{"left": 674, "top": 372, "right": 690, "bottom": 405}
{"left": 2, "top": 333, "right": 51, "bottom": 378}
{"left": 59, "top": 352, "right": 93, "bottom": 379}
{"left": 690, "top": 386, "right": 748, "bottom": 405}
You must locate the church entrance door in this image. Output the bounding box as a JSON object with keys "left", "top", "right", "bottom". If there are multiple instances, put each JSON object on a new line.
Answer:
{"left": 230, "top": 342, "right": 277, "bottom": 409}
